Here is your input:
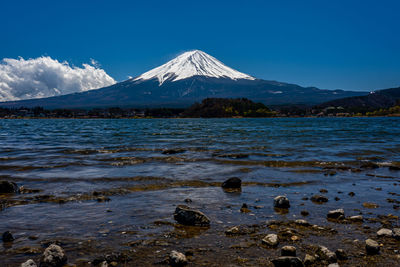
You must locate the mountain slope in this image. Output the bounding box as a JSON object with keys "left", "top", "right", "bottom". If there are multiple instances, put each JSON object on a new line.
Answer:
{"left": 317, "top": 87, "right": 400, "bottom": 111}
{"left": 0, "top": 50, "right": 368, "bottom": 108}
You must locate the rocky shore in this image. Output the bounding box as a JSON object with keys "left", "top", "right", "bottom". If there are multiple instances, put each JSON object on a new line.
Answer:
{"left": 1, "top": 172, "right": 400, "bottom": 267}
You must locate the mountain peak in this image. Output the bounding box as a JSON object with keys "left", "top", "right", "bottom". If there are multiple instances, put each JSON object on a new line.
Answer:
{"left": 134, "top": 50, "right": 255, "bottom": 85}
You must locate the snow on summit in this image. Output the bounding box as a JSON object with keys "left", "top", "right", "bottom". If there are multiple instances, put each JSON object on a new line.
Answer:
{"left": 134, "top": 50, "right": 255, "bottom": 85}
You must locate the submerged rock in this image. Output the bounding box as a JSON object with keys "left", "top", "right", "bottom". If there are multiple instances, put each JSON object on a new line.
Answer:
{"left": 262, "top": 234, "right": 279, "bottom": 247}
{"left": 221, "top": 177, "right": 242, "bottom": 189}
{"left": 300, "top": 210, "right": 309, "bottom": 216}
{"left": 169, "top": 250, "right": 187, "bottom": 266}
{"left": 21, "top": 259, "right": 37, "bottom": 267}
{"left": 365, "top": 239, "right": 380, "bottom": 255}
{"left": 360, "top": 161, "right": 379, "bottom": 169}
{"left": 40, "top": 244, "right": 67, "bottom": 267}
{"left": 225, "top": 225, "right": 255, "bottom": 235}
{"left": 348, "top": 215, "right": 363, "bottom": 222}
{"left": 311, "top": 195, "right": 328, "bottom": 203}
{"left": 173, "top": 205, "right": 210, "bottom": 226}
{"left": 274, "top": 196, "right": 290, "bottom": 209}
{"left": 162, "top": 148, "right": 186, "bottom": 155}
{"left": 377, "top": 228, "right": 393, "bottom": 237}
{"left": 363, "top": 202, "right": 378, "bottom": 209}
{"left": 271, "top": 256, "right": 304, "bottom": 267}
{"left": 327, "top": 209, "right": 345, "bottom": 220}
{"left": 0, "top": 181, "right": 19, "bottom": 193}
{"left": 240, "top": 203, "right": 251, "bottom": 213}
{"left": 2, "top": 231, "right": 14, "bottom": 242}
{"left": 281, "top": 245, "right": 296, "bottom": 256}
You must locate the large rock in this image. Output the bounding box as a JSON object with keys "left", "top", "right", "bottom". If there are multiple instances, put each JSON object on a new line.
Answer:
{"left": 169, "top": 250, "right": 187, "bottom": 266}
{"left": 271, "top": 256, "right": 304, "bottom": 267}
{"left": 281, "top": 245, "right": 296, "bottom": 256}
{"left": 365, "top": 239, "right": 380, "bottom": 255}
{"left": 0, "top": 181, "right": 19, "bottom": 193}
{"left": 173, "top": 205, "right": 210, "bottom": 226}
{"left": 377, "top": 228, "right": 393, "bottom": 237}
{"left": 327, "top": 209, "right": 344, "bottom": 220}
{"left": 310, "top": 195, "right": 328, "bottom": 203}
{"left": 221, "top": 177, "right": 241, "bottom": 189}
{"left": 262, "top": 234, "right": 279, "bottom": 247}
{"left": 2, "top": 231, "right": 14, "bottom": 242}
{"left": 274, "top": 196, "right": 290, "bottom": 209}
{"left": 40, "top": 244, "right": 67, "bottom": 267}
{"left": 21, "top": 259, "right": 37, "bottom": 267}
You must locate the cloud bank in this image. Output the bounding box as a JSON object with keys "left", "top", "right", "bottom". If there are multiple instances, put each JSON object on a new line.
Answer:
{"left": 0, "top": 56, "right": 116, "bottom": 102}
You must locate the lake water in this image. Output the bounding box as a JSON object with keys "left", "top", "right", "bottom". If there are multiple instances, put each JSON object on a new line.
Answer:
{"left": 1, "top": 118, "right": 399, "bottom": 265}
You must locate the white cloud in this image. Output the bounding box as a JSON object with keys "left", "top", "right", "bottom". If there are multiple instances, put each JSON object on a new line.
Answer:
{"left": 0, "top": 56, "right": 116, "bottom": 102}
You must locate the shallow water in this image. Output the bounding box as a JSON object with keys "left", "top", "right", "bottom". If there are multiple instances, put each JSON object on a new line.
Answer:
{"left": 1, "top": 118, "right": 399, "bottom": 265}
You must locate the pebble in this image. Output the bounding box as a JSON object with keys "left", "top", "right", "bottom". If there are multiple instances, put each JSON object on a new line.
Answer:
{"left": 262, "top": 233, "right": 279, "bottom": 247}
{"left": 169, "top": 250, "right": 187, "bottom": 266}
{"left": 348, "top": 215, "right": 363, "bottom": 222}
{"left": 274, "top": 195, "right": 290, "bottom": 209}
{"left": 40, "top": 244, "right": 67, "bottom": 267}
{"left": 327, "top": 209, "right": 345, "bottom": 220}
{"left": 21, "top": 259, "right": 37, "bottom": 267}
{"left": 365, "top": 239, "right": 380, "bottom": 255}
{"left": 173, "top": 205, "right": 210, "bottom": 226}
{"left": 303, "top": 254, "right": 316, "bottom": 265}
{"left": 281, "top": 245, "right": 296, "bottom": 256}
{"left": 377, "top": 228, "right": 393, "bottom": 237}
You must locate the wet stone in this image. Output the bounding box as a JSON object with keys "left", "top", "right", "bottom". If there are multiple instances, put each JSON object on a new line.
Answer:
{"left": 173, "top": 205, "right": 210, "bottom": 226}
{"left": 221, "top": 177, "right": 241, "bottom": 189}
{"left": 303, "top": 254, "right": 316, "bottom": 265}
{"left": 335, "top": 249, "right": 347, "bottom": 260}
{"left": 377, "top": 228, "right": 393, "bottom": 237}
{"left": 271, "top": 256, "right": 304, "bottom": 267}
{"left": 262, "top": 233, "right": 279, "bottom": 247}
{"left": 348, "top": 192, "right": 355, "bottom": 197}
{"left": 169, "top": 250, "right": 187, "bottom": 267}
{"left": 363, "top": 202, "right": 379, "bottom": 208}
{"left": 327, "top": 264, "right": 340, "bottom": 267}
{"left": 318, "top": 246, "right": 337, "bottom": 263}
{"left": 361, "top": 161, "right": 379, "bottom": 169}
{"left": 311, "top": 194, "right": 328, "bottom": 203}
{"left": 240, "top": 203, "right": 251, "bottom": 213}
{"left": 40, "top": 244, "right": 67, "bottom": 267}
{"left": 393, "top": 228, "right": 400, "bottom": 239}
{"left": 274, "top": 195, "right": 290, "bottom": 209}
{"left": 348, "top": 215, "right": 363, "bottom": 222}
{"left": 0, "top": 180, "right": 20, "bottom": 193}
{"left": 295, "top": 219, "right": 309, "bottom": 226}
{"left": 162, "top": 148, "right": 186, "bottom": 155}
{"left": 225, "top": 225, "right": 255, "bottom": 235}
{"left": 365, "top": 239, "right": 380, "bottom": 255}
{"left": 21, "top": 259, "right": 37, "bottom": 267}
{"left": 327, "top": 209, "right": 345, "bottom": 220}
{"left": 2, "top": 231, "right": 14, "bottom": 242}
{"left": 281, "top": 245, "right": 296, "bottom": 256}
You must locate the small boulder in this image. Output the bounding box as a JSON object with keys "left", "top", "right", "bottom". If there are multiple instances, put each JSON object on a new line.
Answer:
{"left": 303, "top": 254, "right": 316, "bottom": 265}
{"left": 221, "top": 177, "right": 241, "bottom": 189}
{"left": 271, "top": 256, "right": 304, "bottom": 267}
{"left": 377, "top": 228, "right": 393, "bottom": 237}
{"left": 40, "top": 244, "right": 67, "bottom": 267}
{"left": 274, "top": 196, "right": 290, "bottom": 209}
{"left": 2, "top": 231, "right": 14, "bottom": 242}
{"left": 327, "top": 209, "right": 345, "bottom": 220}
{"left": 0, "top": 181, "right": 19, "bottom": 193}
{"left": 318, "top": 246, "right": 337, "bottom": 263}
{"left": 262, "top": 234, "right": 279, "bottom": 247}
{"left": 173, "top": 205, "right": 210, "bottom": 226}
{"left": 281, "top": 245, "right": 296, "bottom": 256}
{"left": 169, "top": 250, "right": 187, "bottom": 267}
{"left": 21, "top": 259, "right": 37, "bottom": 267}
{"left": 365, "top": 239, "right": 380, "bottom": 255}
{"left": 311, "top": 195, "right": 328, "bottom": 203}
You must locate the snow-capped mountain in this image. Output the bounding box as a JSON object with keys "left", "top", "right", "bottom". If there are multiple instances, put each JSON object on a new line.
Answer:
{"left": 0, "top": 50, "right": 367, "bottom": 108}
{"left": 134, "top": 50, "right": 254, "bottom": 85}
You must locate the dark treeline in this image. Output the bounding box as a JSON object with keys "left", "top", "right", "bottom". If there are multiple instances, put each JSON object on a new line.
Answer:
{"left": 0, "top": 97, "right": 399, "bottom": 118}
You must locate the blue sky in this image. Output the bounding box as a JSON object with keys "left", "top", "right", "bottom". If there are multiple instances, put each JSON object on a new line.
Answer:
{"left": 1, "top": 0, "right": 399, "bottom": 91}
